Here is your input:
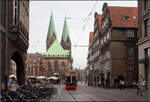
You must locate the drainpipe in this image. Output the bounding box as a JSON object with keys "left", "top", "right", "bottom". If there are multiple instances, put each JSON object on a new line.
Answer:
{"left": 0, "top": 0, "right": 1, "bottom": 94}
{"left": 5, "top": 0, "right": 8, "bottom": 89}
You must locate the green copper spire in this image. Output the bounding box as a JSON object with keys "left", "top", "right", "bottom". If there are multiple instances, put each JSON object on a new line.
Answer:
{"left": 61, "top": 18, "right": 70, "bottom": 42}
{"left": 47, "top": 12, "right": 57, "bottom": 38}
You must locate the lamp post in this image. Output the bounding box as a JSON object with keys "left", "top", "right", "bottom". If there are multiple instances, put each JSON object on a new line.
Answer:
{"left": 92, "top": 62, "right": 94, "bottom": 86}
{"left": 148, "top": 55, "right": 150, "bottom": 101}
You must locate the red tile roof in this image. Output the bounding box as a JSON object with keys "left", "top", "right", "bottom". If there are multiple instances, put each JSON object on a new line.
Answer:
{"left": 97, "top": 14, "right": 102, "bottom": 31}
{"left": 108, "top": 6, "right": 138, "bottom": 28}
{"left": 89, "top": 32, "right": 94, "bottom": 45}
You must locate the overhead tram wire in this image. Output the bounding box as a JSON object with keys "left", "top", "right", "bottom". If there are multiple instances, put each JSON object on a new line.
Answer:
{"left": 73, "top": 0, "right": 98, "bottom": 54}
{"left": 71, "top": 0, "right": 98, "bottom": 68}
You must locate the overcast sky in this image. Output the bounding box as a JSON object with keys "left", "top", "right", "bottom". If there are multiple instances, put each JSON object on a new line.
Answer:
{"left": 28, "top": 1, "right": 137, "bottom": 69}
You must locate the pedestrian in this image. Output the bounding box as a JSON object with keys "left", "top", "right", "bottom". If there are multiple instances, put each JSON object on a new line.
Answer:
{"left": 8, "top": 77, "right": 12, "bottom": 89}
{"left": 136, "top": 80, "right": 143, "bottom": 96}
{"left": 121, "top": 80, "right": 125, "bottom": 89}
{"left": 8, "top": 77, "right": 19, "bottom": 91}
{"left": 142, "top": 79, "right": 146, "bottom": 92}
{"left": 8, "top": 77, "right": 19, "bottom": 100}
{"left": 119, "top": 80, "right": 122, "bottom": 90}
{"left": 133, "top": 82, "right": 136, "bottom": 88}
{"left": 98, "top": 81, "right": 101, "bottom": 87}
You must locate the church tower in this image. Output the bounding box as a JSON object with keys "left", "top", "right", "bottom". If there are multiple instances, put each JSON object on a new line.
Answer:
{"left": 46, "top": 12, "right": 57, "bottom": 51}
{"left": 61, "top": 18, "right": 71, "bottom": 50}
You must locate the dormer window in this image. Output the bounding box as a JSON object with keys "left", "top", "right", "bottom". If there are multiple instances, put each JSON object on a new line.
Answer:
{"left": 123, "top": 16, "right": 129, "bottom": 22}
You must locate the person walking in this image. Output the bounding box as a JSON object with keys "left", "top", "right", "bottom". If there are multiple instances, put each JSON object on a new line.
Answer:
{"left": 8, "top": 77, "right": 19, "bottom": 100}
{"left": 142, "top": 79, "right": 146, "bottom": 92}
{"left": 136, "top": 80, "right": 143, "bottom": 96}
{"left": 8, "top": 77, "right": 12, "bottom": 89}
{"left": 119, "top": 80, "right": 122, "bottom": 90}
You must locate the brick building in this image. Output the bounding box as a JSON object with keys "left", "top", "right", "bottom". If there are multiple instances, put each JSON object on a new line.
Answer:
{"left": 87, "top": 3, "right": 139, "bottom": 88}
{"left": 87, "top": 32, "right": 94, "bottom": 86}
{"left": 26, "top": 13, "right": 73, "bottom": 80}
{"left": 137, "top": 0, "right": 150, "bottom": 89}
{"left": 99, "top": 3, "right": 138, "bottom": 88}
{"left": 92, "top": 13, "right": 102, "bottom": 86}
{"left": 0, "top": 0, "right": 29, "bottom": 88}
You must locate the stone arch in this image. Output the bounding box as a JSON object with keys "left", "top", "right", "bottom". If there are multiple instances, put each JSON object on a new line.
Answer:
{"left": 11, "top": 51, "right": 25, "bottom": 85}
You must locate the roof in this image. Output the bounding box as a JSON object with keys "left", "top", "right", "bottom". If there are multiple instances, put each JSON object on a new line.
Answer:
{"left": 89, "top": 32, "right": 94, "bottom": 45}
{"left": 97, "top": 14, "right": 102, "bottom": 31}
{"left": 44, "top": 39, "right": 70, "bottom": 57}
{"left": 61, "top": 18, "right": 70, "bottom": 42}
{"left": 108, "top": 6, "right": 138, "bottom": 28}
{"left": 47, "top": 12, "right": 57, "bottom": 38}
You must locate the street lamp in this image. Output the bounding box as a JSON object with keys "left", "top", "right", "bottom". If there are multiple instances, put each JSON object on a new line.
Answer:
{"left": 148, "top": 55, "right": 150, "bottom": 101}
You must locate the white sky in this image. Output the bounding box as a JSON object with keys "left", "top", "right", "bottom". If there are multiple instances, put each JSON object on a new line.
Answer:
{"left": 28, "top": 1, "right": 137, "bottom": 69}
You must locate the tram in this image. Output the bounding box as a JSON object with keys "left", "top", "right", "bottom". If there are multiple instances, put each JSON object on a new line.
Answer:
{"left": 65, "top": 74, "right": 77, "bottom": 90}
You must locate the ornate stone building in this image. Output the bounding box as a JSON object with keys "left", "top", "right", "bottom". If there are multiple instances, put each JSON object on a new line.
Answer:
{"left": 137, "top": 0, "right": 150, "bottom": 89}
{"left": 87, "top": 32, "right": 94, "bottom": 86}
{"left": 87, "top": 13, "right": 102, "bottom": 86}
{"left": 0, "top": 0, "right": 29, "bottom": 88}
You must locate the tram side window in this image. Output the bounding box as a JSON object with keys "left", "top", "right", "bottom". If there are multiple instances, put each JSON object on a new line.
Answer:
{"left": 66, "top": 77, "right": 71, "bottom": 82}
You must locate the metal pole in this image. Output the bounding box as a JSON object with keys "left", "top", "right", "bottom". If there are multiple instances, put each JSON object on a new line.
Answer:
{"left": 5, "top": 0, "right": 8, "bottom": 89}
{"left": 0, "top": 0, "right": 2, "bottom": 94}
{"left": 148, "top": 55, "right": 150, "bottom": 101}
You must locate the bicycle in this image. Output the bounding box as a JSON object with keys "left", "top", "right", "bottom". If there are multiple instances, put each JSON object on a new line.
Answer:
{"left": 51, "top": 86, "right": 58, "bottom": 98}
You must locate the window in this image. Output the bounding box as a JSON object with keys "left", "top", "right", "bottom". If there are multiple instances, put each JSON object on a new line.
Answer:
{"left": 104, "top": 36, "right": 106, "bottom": 43}
{"left": 61, "top": 62, "right": 65, "bottom": 71}
{"left": 94, "top": 30, "right": 99, "bottom": 38}
{"left": 35, "top": 66, "right": 37, "bottom": 76}
{"left": 13, "top": 0, "right": 18, "bottom": 25}
{"left": 123, "top": 16, "right": 130, "bottom": 22}
{"left": 129, "top": 64, "right": 133, "bottom": 72}
{"left": 94, "top": 39, "right": 99, "bottom": 47}
{"left": 145, "top": 48, "right": 150, "bottom": 63}
{"left": 144, "top": 19, "right": 150, "bottom": 36}
{"left": 47, "top": 62, "right": 51, "bottom": 77}
{"left": 126, "top": 30, "right": 135, "bottom": 38}
{"left": 128, "top": 47, "right": 134, "bottom": 59}
{"left": 144, "top": 0, "right": 149, "bottom": 10}
{"left": 101, "top": 39, "right": 103, "bottom": 45}
{"left": 106, "top": 31, "right": 110, "bottom": 39}
{"left": 54, "top": 61, "right": 58, "bottom": 72}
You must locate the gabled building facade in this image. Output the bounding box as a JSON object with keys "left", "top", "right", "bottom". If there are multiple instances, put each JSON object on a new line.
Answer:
{"left": 87, "top": 32, "right": 94, "bottom": 86}
{"left": 99, "top": 3, "right": 138, "bottom": 88}
{"left": 93, "top": 13, "right": 102, "bottom": 86}
{"left": 87, "top": 3, "right": 139, "bottom": 88}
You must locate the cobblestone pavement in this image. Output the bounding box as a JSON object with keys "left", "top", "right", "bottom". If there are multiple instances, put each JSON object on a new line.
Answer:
{"left": 48, "top": 84, "right": 149, "bottom": 101}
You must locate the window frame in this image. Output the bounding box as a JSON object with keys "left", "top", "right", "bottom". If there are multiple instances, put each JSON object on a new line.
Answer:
{"left": 144, "top": 19, "right": 150, "bottom": 36}
{"left": 128, "top": 47, "right": 134, "bottom": 59}
{"left": 144, "top": 0, "right": 149, "bottom": 10}
{"left": 126, "top": 30, "right": 135, "bottom": 38}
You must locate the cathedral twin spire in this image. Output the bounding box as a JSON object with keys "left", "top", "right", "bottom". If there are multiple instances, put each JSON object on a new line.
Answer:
{"left": 46, "top": 12, "right": 71, "bottom": 51}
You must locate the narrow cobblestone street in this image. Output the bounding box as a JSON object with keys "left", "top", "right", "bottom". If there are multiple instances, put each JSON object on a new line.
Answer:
{"left": 49, "top": 83, "right": 149, "bottom": 101}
